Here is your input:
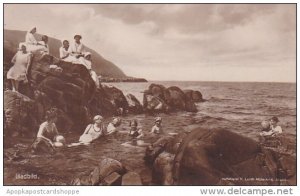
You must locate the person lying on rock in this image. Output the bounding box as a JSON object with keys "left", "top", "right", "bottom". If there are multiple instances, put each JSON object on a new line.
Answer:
{"left": 31, "top": 108, "right": 63, "bottom": 154}
{"left": 106, "top": 117, "right": 122, "bottom": 135}
{"left": 150, "top": 117, "right": 163, "bottom": 134}
{"left": 7, "top": 43, "right": 32, "bottom": 92}
{"left": 69, "top": 34, "right": 86, "bottom": 59}
{"left": 79, "top": 115, "right": 106, "bottom": 144}
{"left": 260, "top": 116, "right": 283, "bottom": 137}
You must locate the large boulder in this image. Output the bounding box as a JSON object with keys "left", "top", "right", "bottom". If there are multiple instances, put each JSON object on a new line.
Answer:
{"left": 73, "top": 157, "right": 124, "bottom": 186}
{"left": 183, "top": 89, "right": 204, "bottom": 102}
{"left": 4, "top": 90, "right": 38, "bottom": 138}
{"left": 101, "top": 84, "right": 128, "bottom": 113}
{"left": 145, "top": 128, "right": 296, "bottom": 185}
{"left": 25, "top": 53, "right": 96, "bottom": 131}
{"left": 125, "top": 94, "right": 143, "bottom": 114}
{"left": 142, "top": 83, "right": 198, "bottom": 113}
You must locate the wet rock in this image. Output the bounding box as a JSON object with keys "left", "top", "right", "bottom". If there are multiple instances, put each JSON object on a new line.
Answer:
{"left": 98, "top": 158, "right": 124, "bottom": 182}
{"left": 144, "top": 136, "right": 174, "bottom": 165}
{"left": 125, "top": 94, "right": 143, "bottom": 114}
{"left": 122, "top": 172, "right": 142, "bottom": 185}
{"left": 26, "top": 53, "right": 96, "bottom": 131}
{"left": 101, "top": 84, "right": 128, "bottom": 112}
{"left": 152, "top": 152, "right": 175, "bottom": 185}
{"left": 146, "top": 127, "right": 295, "bottom": 185}
{"left": 4, "top": 90, "right": 38, "bottom": 137}
{"left": 142, "top": 83, "right": 198, "bottom": 113}
{"left": 89, "top": 158, "right": 124, "bottom": 185}
{"left": 143, "top": 93, "right": 169, "bottom": 113}
{"left": 73, "top": 158, "right": 124, "bottom": 186}
{"left": 102, "top": 172, "right": 121, "bottom": 185}
{"left": 183, "top": 89, "right": 203, "bottom": 102}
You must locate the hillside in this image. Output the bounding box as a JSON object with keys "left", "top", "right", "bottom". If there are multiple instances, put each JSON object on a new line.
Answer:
{"left": 4, "top": 29, "right": 126, "bottom": 78}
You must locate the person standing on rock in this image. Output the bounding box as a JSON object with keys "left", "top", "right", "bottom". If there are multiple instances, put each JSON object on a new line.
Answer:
{"left": 31, "top": 108, "right": 61, "bottom": 154}
{"left": 7, "top": 44, "right": 32, "bottom": 92}
{"left": 69, "top": 34, "right": 86, "bottom": 59}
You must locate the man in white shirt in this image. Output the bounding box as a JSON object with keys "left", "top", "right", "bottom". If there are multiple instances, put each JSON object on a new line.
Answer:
{"left": 68, "top": 34, "right": 86, "bottom": 58}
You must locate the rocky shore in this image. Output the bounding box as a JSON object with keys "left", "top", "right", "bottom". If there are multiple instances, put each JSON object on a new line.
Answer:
{"left": 3, "top": 53, "right": 295, "bottom": 186}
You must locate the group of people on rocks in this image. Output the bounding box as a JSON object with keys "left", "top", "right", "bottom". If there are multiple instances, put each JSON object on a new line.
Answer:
{"left": 31, "top": 108, "right": 163, "bottom": 154}
{"left": 7, "top": 27, "right": 99, "bottom": 92}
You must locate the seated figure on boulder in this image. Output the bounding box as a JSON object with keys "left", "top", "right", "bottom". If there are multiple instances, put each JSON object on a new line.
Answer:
{"left": 37, "top": 35, "right": 50, "bottom": 54}
{"left": 24, "top": 27, "right": 49, "bottom": 54}
{"left": 59, "top": 40, "right": 77, "bottom": 63}
{"left": 68, "top": 34, "right": 86, "bottom": 59}
{"left": 31, "top": 108, "right": 63, "bottom": 154}
{"left": 79, "top": 115, "right": 106, "bottom": 144}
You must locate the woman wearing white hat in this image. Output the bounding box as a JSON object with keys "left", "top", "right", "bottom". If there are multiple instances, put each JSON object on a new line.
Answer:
{"left": 7, "top": 43, "right": 32, "bottom": 92}
{"left": 79, "top": 115, "right": 105, "bottom": 144}
{"left": 24, "top": 27, "right": 47, "bottom": 53}
{"left": 68, "top": 34, "right": 86, "bottom": 58}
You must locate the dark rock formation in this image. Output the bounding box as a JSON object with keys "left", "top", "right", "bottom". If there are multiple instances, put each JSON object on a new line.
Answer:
{"left": 143, "top": 83, "right": 198, "bottom": 113}
{"left": 4, "top": 51, "right": 143, "bottom": 138}
{"left": 183, "top": 89, "right": 204, "bottom": 102}
{"left": 144, "top": 128, "right": 296, "bottom": 185}
{"left": 125, "top": 94, "right": 143, "bottom": 114}
{"left": 4, "top": 90, "right": 38, "bottom": 138}
{"left": 122, "top": 172, "right": 142, "bottom": 185}
{"left": 72, "top": 157, "right": 145, "bottom": 186}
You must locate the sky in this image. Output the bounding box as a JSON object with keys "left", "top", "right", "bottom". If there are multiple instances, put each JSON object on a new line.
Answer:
{"left": 4, "top": 4, "right": 296, "bottom": 82}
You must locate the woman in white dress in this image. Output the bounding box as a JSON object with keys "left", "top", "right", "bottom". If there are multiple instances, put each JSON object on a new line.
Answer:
{"left": 7, "top": 44, "right": 32, "bottom": 92}
{"left": 79, "top": 115, "right": 106, "bottom": 144}
{"left": 24, "top": 27, "right": 47, "bottom": 53}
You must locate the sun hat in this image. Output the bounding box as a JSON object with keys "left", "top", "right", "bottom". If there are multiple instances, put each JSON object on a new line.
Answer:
{"left": 74, "top": 34, "right": 82, "bottom": 39}
{"left": 93, "top": 115, "right": 103, "bottom": 122}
